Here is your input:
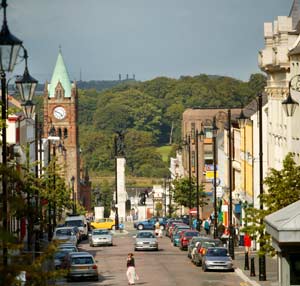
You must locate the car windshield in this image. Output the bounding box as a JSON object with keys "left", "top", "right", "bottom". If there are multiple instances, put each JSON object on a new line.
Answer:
{"left": 56, "top": 229, "right": 73, "bottom": 236}
{"left": 59, "top": 247, "right": 77, "bottom": 252}
{"left": 206, "top": 248, "right": 228, "bottom": 257}
{"left": 137, "top": 232, "right": 155, "bottom": 238}
{"left": 93, "top": 230, "right": 109, "bottom": 235}
{"left": 72, "top": 256, "right": 94, "bottom": 265}
{"left": 65, "top": 220, "right": 83, "bottom": 227}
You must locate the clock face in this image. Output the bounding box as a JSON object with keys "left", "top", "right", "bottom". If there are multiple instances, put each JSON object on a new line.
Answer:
{"left": 53, "top": 106, "right": 66, "bottom": 120}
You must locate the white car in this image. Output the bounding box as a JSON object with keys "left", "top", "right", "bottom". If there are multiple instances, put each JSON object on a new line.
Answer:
{"left": 53, "top": 227, "right": 78, "bottom": 245}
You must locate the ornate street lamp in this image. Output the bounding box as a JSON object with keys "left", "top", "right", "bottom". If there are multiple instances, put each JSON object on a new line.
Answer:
{"left": 0, "top": 0, "right": 23, "bottom": 268}
{"left": 195, "top": 127, "right": 204, "bottom": 231}
{"left": 212, "top": 116, "right": 218, "bottom": 239}
{"left": 71, "top": 176, "right": 76, "bottom": 214}
{"left": 282, "top": 79, "right": 299, "bottom": 117}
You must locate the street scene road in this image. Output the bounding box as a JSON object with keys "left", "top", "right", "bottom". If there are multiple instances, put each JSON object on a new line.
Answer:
{"left": 57, "top": 230, "right": 245, "bottom": 286}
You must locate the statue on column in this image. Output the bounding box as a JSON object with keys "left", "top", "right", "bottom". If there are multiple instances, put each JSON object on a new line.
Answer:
{"left": 115, "top": 130, "right": 125, "bottom": 157}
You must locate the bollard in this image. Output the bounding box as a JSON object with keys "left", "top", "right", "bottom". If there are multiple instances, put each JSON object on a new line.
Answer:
{"left": 250, "top": 257, "right": 256, "bottom": 277}
{"left": 244, "top": 252, "right": 249, "bottom": 270}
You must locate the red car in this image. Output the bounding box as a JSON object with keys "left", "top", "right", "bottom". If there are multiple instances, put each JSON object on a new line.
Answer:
{"left": 179, "top": 230, "right": 200, "bottom": 250}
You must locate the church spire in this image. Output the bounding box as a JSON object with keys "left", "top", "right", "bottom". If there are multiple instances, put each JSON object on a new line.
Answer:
{"left": 48, "top": 48, "right": 72, "bottom": 98}
{"left": 289, "top": 0, "right": 300, "bottom": 29}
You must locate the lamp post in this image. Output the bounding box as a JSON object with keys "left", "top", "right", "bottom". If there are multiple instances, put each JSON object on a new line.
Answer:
{"left": 0, "top": 0, "right": 22, "bottom": 267}
{"left": 195, "top": 128, "right": 204, "bottom": 231}
{"left": 114, "top": 134, "right": 119, "bottom": 231}
{"left": 238, "top": 94, "right": 266, "bottom": 280}
{"left": 71, "top": 176, "right": 76, "bottom": 214}
{"left": 184, "top": 135, "right": 193, "bottom": 227}
{"left": 212, "top": 117, "right": 218, "bottom": 239}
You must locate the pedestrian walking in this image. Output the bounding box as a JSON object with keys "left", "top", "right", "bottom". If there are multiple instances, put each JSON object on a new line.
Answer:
{"left": 126, "top": 253, "right": 139, "bottom": 285}
{"left": 204, "top": 218, "right": 210, "bottom": 235}
{"left": 244, "top": 233, "right": 252, "bottom": 254}
{"left": 155, "top": 219, "right": 160, "bottom": 236}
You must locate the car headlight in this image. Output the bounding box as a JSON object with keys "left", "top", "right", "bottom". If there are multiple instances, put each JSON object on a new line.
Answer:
{"left": 136, "top": 241, "right": 143, "bottom": 245}
{"left": 205, "top": 261, "right": 214, "bottom": 265}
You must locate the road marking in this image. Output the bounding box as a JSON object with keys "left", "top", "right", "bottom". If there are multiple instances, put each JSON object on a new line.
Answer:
{"left": 235, "top": 268, "right": 261, "bottom": 286}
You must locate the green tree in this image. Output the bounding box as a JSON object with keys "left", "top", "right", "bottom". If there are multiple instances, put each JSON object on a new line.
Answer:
{"left": 172, "top": 177, "right": 206, "bottom": 209}
{"left": 243, "top": 153, "right": 300, "bottom": 256}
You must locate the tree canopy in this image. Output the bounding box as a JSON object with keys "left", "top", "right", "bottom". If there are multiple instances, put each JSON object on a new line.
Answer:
{"left": 78, "top": 73, "right": 266, "bottom": 176}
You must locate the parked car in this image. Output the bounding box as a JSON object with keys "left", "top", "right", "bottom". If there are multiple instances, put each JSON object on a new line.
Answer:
{"left": 202, "top": 247, "right": 234, "bottom": 272}
{"left": 192, "top": 238, "right": 222, "bottom": 266}
{"left": 168, "top": 222, "right": 186, "bottom": 238}
{"left": 65, "top": 215, "right": 88, "bottom": 240}
{"left": 88, "top": 229, "right": 113, "bottom": 247}
{"left": 173, "top": 229, "right": 188, "bottom": 247}
{"left": 54, "top": 250, "right": 70, "bottom": 269}
{"left": 90, "top": 218, "right": 115, "bottom": 230}
{"left": 58, "top": 243, "right": 78, "bottom": 253}
{"left": 134, "top": 231, "right": 158, "bottom": 251}
{"left": 134, "top": 217, "right": 167, "bottom": 231}
{"left": 165, "top": 219, "right": 183, "bottom": 236}
{"left": 179, "top": 230, "right": 200, "bottom": 250}
{"left": 62, "top": 252, "right": 99, "bottom": 281}
{"left": 187, "top": 236, "right": 207, "bottom": 259}
{"left": 171, "top": 224, "right": 190, "bottom": 242}
{"left": 53, "top": 227, "right": 78, "bottom": 245}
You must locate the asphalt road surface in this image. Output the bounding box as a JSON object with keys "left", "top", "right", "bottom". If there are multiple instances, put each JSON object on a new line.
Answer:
{"left": 57, "top": 230, "right": 247, "bottom": 286}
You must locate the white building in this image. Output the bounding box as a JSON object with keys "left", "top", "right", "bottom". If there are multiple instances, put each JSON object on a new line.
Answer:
{"left": 259, "top": 0, "right": 300, "bottom": 170}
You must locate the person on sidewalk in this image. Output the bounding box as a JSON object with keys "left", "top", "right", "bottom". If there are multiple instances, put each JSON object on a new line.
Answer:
{"left": 126, "top": 253, "right": 139, "bottom": 285}
{"left": 204, "top": 218, "right": 210, "bottom": 235}
{"left": 155, "top": 219, "right": 160, "bottom": 236}
{"left": 244, "top": 233, "right": 252, "bottom": 254}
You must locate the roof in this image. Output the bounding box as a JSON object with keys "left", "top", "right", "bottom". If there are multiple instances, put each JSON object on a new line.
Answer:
{"left": 265, "top": 200, "right": 300, "bottom": 245}
{"left": 289, "top": 0, "right": 300, "bottom": 30}
{"left": 265, "top": 200, "right": 300, "bottom": 231}
{"left": 48, "top": 51, "right": 72, "bottom": 98}
{"left": 243, "top": 93, "right": 268, "bottom": 118}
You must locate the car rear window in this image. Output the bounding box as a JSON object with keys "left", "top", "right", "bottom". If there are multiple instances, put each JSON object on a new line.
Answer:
{"left": 93, "top": 230, "right": 109, "bottom": 235}
{"left": 185, "top": 232, "right": 199, "bottom": 237}
{"left": 65, "top": 220, "right": 84, "bottom": 227}
{"left": 72, "top": 256, "right": 94, "bottom": 265}
{"left": 56, "top": 229, "right": 72, "bottom": 236}
{"left": 207, "top": 248, "right": 228, "bottom": 257}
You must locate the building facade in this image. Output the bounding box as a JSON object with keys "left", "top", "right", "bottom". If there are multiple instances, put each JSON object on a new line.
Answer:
{"left": 43, "top": 51, "right": 81, "bottom": 208}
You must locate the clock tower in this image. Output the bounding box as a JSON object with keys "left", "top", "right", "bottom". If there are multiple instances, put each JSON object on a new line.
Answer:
{"left": 43, "top": 50, "right": 80, "bottom": 201}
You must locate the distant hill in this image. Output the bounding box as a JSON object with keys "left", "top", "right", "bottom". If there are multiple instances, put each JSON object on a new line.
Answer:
{"left": 32, "top": 79, "right": 137, "bottom": 94}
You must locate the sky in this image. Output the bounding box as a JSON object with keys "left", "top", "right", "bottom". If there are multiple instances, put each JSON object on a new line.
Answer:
{"left": 7, "top": 0, "right": 291, "bottom": 83}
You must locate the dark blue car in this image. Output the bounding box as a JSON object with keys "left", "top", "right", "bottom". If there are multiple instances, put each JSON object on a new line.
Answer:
{"left": 134, "top": 217, "right": 167, "bottom": 230}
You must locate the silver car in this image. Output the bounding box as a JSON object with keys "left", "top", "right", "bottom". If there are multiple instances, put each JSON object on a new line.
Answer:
{"left": 63, "top": 252, "right": 99, "bottom": 281}
{"left": 202, "top": 247, "right": 234, "bottom": 272}
{"left": 134, "top": 231, "right": 158, "bottom": 251}
{"left": 89, "top": 229, "right": 113, "bottom": 247}
{"left": 53, "top": 227, "right": 78, "bottom": 245}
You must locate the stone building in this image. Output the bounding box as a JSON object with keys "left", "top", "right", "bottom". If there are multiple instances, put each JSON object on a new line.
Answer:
{"left": 43, "top": 50, "right": 91, "bottom": 211}
{"left": 258, "top": 0, "right": 300, "bottom": 170}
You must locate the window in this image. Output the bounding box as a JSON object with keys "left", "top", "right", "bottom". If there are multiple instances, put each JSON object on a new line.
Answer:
{"left": 64, "top": 128, "right": 68, "bottom": 139}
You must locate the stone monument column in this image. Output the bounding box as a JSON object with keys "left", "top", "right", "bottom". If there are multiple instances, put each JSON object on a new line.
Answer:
{"left": 116, "top": 157, "right": 127, "bottom": 223}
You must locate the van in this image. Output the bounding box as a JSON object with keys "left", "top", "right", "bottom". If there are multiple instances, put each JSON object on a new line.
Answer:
{"left": 65, "top": 215, "right": 88, "bottom": 240}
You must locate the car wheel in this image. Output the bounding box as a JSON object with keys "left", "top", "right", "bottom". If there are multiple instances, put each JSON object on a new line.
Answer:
{"left": 111, "top": 225, "right": 115, "bottom": 230}
{"left": 94, "top": 275, "right": 99, "bottom": 281}
{"left": 137, "top": 224, "right": 144, "bottom": 230}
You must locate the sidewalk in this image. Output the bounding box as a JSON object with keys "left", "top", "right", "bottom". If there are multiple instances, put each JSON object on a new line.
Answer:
{"left": 234, "top": 246, "right": 278, "bottom": 286}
